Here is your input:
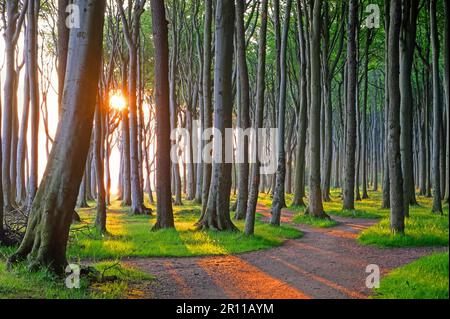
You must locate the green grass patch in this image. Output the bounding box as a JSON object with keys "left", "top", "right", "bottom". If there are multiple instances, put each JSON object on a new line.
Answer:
{"left": 330, "top": 209, "right": 381, "bottom": 219}
{"left": 358, "top": 213, "right": 449, "bottom": 247}
{"left": 0, "top": 260, "right": 152, "bottom": 299}
{"left": 373, "top": 252, "right": 449, "bottom": 299}
{"left": 67, "top": 199, "right": 301, "bottom": 259}
{"left": 292, "top": 213, "right": 338, "bottom": 228}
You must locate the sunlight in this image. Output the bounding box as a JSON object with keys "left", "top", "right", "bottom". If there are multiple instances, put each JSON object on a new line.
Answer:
{"left": 110, "top": 91, "right": 127, "bottom": 111}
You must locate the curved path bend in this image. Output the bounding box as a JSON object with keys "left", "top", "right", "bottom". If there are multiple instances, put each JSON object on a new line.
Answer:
{"left": 125, "top": 205, "right": 446, "bottom": 299}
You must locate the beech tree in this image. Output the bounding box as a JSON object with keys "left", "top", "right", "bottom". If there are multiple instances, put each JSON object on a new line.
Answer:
{"left": 197, "top": 0, "right": 237, "bottom": 231}
{"left": 271, "top": 0, "right": 292, "bottom": 226}
{"left": 245, "top": 0, "right": 268, "bottom": 236}
{"left": 8, "top": 0, "right": 106, "bottom": 273}
{"left": 387, "top": 0, "right": 405, "bottom": 233}
{"left": 343, "top": 0, "right": 358, "bottom": 211}
{"left": 151, "top": 0, "right": 174, "bottom": 230}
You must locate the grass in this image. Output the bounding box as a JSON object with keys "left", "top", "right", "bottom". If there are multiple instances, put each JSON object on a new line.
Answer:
{"left": 67, "top": 199, "right": 302, "bottom": 259}
{"left": 0, "top": 259, "right": 152, "bottom": 299}
{"left": 321, "top": 189, "right": 384, "bottom": 219}
{"left": 292, "top": 214, "right": 338, "bottom": 228}
{"left": 278, "top": 188, "right": 448, "bottom": 247}
{"left": 358, "top": 198, "right": 448, "bottom": 248}
{"left": 373, "top": 252, "right": 449, "bottom": 299}
{"left": 358, "top": 213, "right": 449, "bottom": 247}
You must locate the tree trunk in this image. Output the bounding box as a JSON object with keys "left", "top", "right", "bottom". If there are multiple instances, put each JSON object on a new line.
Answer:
{"left": 58, "top": 0, "right": 70, "bottom": 113}
{"left": 444, "top": 0, "right": 450, "bottom": 203}
{"left": 25, "top": 0, "right": 40, "bottom": 211}
{"left": 151, "top": 0, "right": 175, "bottom": 230}
{"left": 234, "top": 0, "right": 250, "bottom": 220}
{"left": 16, "top": 71, "right": 30, "bottom": 204}
{"left": 120, "top": 61, "right": 131, "bottom": 206}
{"left": 382, "top": 0, "right": 391, "bottom": 209}
{"left": 343, "top": 0, "right": 358, "bottom": 210}
{"left": 2, "top": 0, "right": 26, "bottom": 212}
{"left": 387, "top": 0, "right": 405, "bottom": 233}
{"left": 400, "top": 0, "right": 419, "bottom": 214}
{"left": 305, "top": 0, "right": 327, "bottom": 219}
{"left": 430, "top": 0, "right": 442, "bottom": 213}
{"left": 94, "top": 95, "right": 106, "bottom": 232}
{"left": 292, "top": 1, "right": 308, "bottom": 207}
{"left": 361, "top": 29, "right": 372, "bottom": 200}
{"left": 271, "top": 0, "right": 292, "bottom": 226}
{"left": 199, "top": 0, "right": 213, "bottom": 222}
{"left": 198, "top": 0, "right": 237, "bottom": 231}
{"left": 8, "top": 0, "right": 106, "bottom": 273}
{"left": 169, "top": 0, "right": 183, "bottom": 206}
{"left": 245, "top": 0, "right": 268, "bottom": 236}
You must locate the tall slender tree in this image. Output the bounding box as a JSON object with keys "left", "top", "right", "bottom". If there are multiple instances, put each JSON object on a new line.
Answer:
{"left": 2, "top": 0, "right": 27, "bottom": 212}
{"left": 430, "top": 0, "right": 442, "bottom": 214}
{"left": 343, "top": 0, "right": 358, "bottom": 211}
{"left": 271, "top": 0, "right": 292, "bottom": 226}
{"left": 234, "top": 0, "right": 250, "bottom": 220}
{"left": 387, "top": 0, "right": 405, "bottom": 233}
{"left": 245, "top": 0, "right": 268, "bottom": 235}
{"left": 199, "top": 0, "right": 213, "bottom": 222}
{"left": 400, "top": 0, "right": 420, "bottom": 214}
{"left": 197, "top": 0, "right": 237, "bottom": 231}
{"left": 292, "top": 0, "right": 308, "bottom": 207}
{"left": 306, "top": 0, "right": 327, "bottom": 218}
{"left": 25, "top": 0, "right": 40, "bottom": 210}
{"left": 151, "top": 0, "right": 174, "bottom": 230}
{"left": 117, "top": 0, "right": 147, "bottom": 215}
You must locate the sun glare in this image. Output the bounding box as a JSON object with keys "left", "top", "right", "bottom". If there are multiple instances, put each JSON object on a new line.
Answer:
{"left": 110, "top": 91, "right": 127, "bottom": 111}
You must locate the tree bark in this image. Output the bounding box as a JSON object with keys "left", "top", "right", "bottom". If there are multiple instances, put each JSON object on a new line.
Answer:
{"left": 199, "top": 0, "right": 213, "bottom": 222}
{"left": 400, "top": 0, "right": 419, "bottom": 214}
{"left": 245, "top": 0, "right": 268, "bottom": 235}
{"left": 2, "top": 0, "right": 27, "bottom": 212}
{"left": 382, "top": 0, "right": 391, "bottom": 209}
{"left": 25, "top": 0, "right": 40, "bottom": 211}
{"left": 430, "top": 0, "right": 442, "bottom": 214}
{"left": 197, "top": 0, "right": 237, "bottom": 231}
{"left": 292, "top": 0, "right": 309, "bottom": 207}
{"left": 16, "top": 71, "right": 29, "bottom": 204}
{"left": 94, "top": 97, "right": 106, "bottom": 233}
{"left": 387, "top": 0, "right": 405, "bottom": 233}
{"left": 151, "top": 0, "right": 174, "bottom": 230}
{"left": 234, "top": 0, "right": 250, "bottom": 220}
{"left": 271, "top": 0, "right": 292, "bottom": 226}
{"left": 8, "top": 0, "right": 106, "bottom": 273}
{"left": 305, "top": 0, "right": 327, "bottom": 219}
{"left": 343, "top": 0, "right": 358, "bottom": 211}
{"left": 444, "top": 0, "right": 450, "bottom": 203}
{"left": 58, "top": 0, "right": 70, "bottom": 113}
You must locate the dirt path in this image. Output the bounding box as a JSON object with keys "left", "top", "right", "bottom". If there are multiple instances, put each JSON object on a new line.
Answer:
{"left": 125, "top": 205, "right": 446, "bottom": 299}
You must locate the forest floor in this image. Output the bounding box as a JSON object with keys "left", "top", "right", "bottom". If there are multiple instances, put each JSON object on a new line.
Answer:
{"left": 125, "top": 201, "right": 447, "bottom": 299}
{"left": 0, "top": 190, "right": 448, "bottom": 299}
